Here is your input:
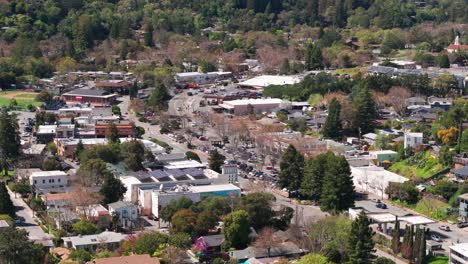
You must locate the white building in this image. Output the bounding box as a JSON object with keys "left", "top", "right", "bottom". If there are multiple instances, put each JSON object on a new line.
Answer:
{"left": 238, "top": 75, "right": 302, "bottom": 90}
{"left": 351, "top": 166, "right": 408, "bottom": 199}
{"left": 62, "top": 231, "right": 128, "bottom": 251}
{"left": 108, "top": 201, "right": 138, "bottom": 228}
{"left": 221, "top": 164, "right": 238, "bottom": 184}
{"left": 30, "top": 170, "right": 68, "bottom": 192}
{"left": 175, "top": 72, "right": 232, "bottom": 84}
{"left": 449, "top": 243, "right": 468, "bottom": 264}
{"left": 219, "top": 98, "right": 285, "bottom": 116}
{"left": 404, "top": 132, "right": 423, "bottom": 149}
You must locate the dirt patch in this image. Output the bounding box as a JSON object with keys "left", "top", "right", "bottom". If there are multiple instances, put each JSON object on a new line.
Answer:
{"left": 0, "top": 91, "right": 38, "bottom": 99}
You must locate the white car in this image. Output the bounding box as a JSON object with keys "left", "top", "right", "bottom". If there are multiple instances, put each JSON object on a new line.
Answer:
{"left": 439, "top": 225, "right": 450, "bottom": 231}
{"left": 431, "top": 234, "right": 442, "bottom": 242}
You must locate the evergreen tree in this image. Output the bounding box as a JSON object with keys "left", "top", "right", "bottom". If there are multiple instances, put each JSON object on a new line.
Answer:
{"left": 352, "top": 83, "right": 378, "bottom": 135}
{"left": 278, "top": 145, "right": 304, "bottom": 191}
{"left": 100, "top": 172, "right": 127, "bottom": 204}
{"left": 0, "top": 110, "right": 20, "bottom": 176}
{"left": 305, "top": 43, "right": 323, "bottom": 70}
{"left": 144, "top": 23, "right": 154, "bottom": 47}
{"left": 129, "top": 82, "right": 138, "bottom": 99}
{"left": 147, "top": 82, "right": 170, "bottom": 112}
{"left": 437, "top": 54, "right": 450, "bottom": 68}
{"left": 413, "top": 228, "right": 426, "bottom": 264}
{"left": 119, "top": 39, "right": 128, "bottom": 60}
{"left": 306, "top": 0, "right": 319, "bottom": 25}
{"left": 0, "top": 182, "right": 15, "bottom": 217}
{"left": 280, "top": 58, "right": 290, "bottom": 74}
{"left": 319, "top": 155, "right": 354, "bottom": 213}
{"left": 209, "top": 149, "right": 225, "bottom": 173}
{"left": 107, "top": 123, "right": 120, "bottom": 144}
{"left": 300, "top": 152, "right": 332, "bottom": 200}
{"left": 391, "top": 218, "right": 400, "bottom": 255}
{"left": 74, "top": 140, "right": 84, "bottom": 160}
{"left": 401, "top": 225, "right": 414, "bottom": 260}
{"left": 347, "top": 211, "right": 375, "bottom": 264}
{"left": 322, "top": 98, "right": 343, "bottom": 140}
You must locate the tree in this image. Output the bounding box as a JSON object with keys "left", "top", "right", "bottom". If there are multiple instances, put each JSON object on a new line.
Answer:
{"left": 72, "top": 218, "right": 98, "bottom": 235}
{"left": 400, "top": 225, "right": 413, "bottom": 260}
{"left": 129, "top": 82, "right": 138, "bottom": 99}
{"left": 301, "top": 152, "right": 332, "bottom": 200}
{"left": 347, "top": 211, "right": 375, "bottom": 264}
{"left": 35, "top": 90, "right": 53, "bottom": 102}
{"left": 171, "top": 209, "right": 197, "bottom": 235}
{"left": 0, "top": 110, "right": 20, "bottom": 175}
{"left": 254, "top": 227, "right": 281, "bottom": 258}
{"left": 194, "top": 210, "right": 218, "bottom": 236}
{"left": 385, "top": 182, "right": 419, "bottom": 204}
{"left": 391, "top": 218, "right": 400, "bottom": 255}
{"left": 120, "top": 140, "right": 145, "bottom": 171}
{"left": 278, "top": 145, "right": 304, "bottom": 191}
{"left": 107, "top": 123, "right": 120, "bottom": 144}
{"left": 352, "top": 83, "right": 378, "bottom": 135}
{"left": 432, "top": 180, "right": 458, "bottom": 200}
{"left": 111, "top": 105, "right": 121, "bottom": 116}
{"left": 305, "top": 42, "right": 323, "bottom": 70}
{"left": 237, "top": 192, "right": 275, "bottom": 230}
{"left": 413, "top": 228, "right": 426, "bottom": 264}
{"left": 100, "top": 172, "right": 127, "bottom": 204}
{"left": 322, "top": 98, "right": 342, "bottom": 140}
{"left": 0, "top": 227, "right": 46, "bottom": 264}
{"left": 76, "top": 159, "right": 109, "bottom": 186}
{"left": 437, "top": 54, "right": 450, "bottom": 68}
{"left": 160, "top": 197, "right": 194, "bottom": 224}
{"left": 74, "top": 139, "right": 84, "bottom": 160}
{"left": 47, "top": 142, "right": 57, "bottom": 156}
{"left": 133, "top": 232, "right": 169, "bottom": 255}
{"left": 320, "top": 155, "right": 355, "bottom": 214}
{"left": 147, "top": 82, "right": 170, "bottom": 112}
{"left": 299, "top": 253, "right": 330, "bottom": 264}
{"left": 186, "top": 151, "right": 201, "bottom": 162}
{"left": 222, "top": 210, "right": 251, "bottom": 249}
{"left": 208, "top": 149, "right": 225, "bottom": 173}
{"left": 42, "top": 156, "right": 62, "bottom": 171}
{"left": 375, "top": 257, "right": 395, "bottom": 264}
{"left": 69, "top": 249, "right": 92, "bottom": 263}
{"left": 144, "top": 23, "right": 154, "bottom": 47}
{"left": 0, "top": 182, "right": 15, "bottom": 217}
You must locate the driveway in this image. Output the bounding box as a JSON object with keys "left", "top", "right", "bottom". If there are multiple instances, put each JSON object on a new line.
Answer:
{"left": 6, "top": 187, "right": 53, "bottom": 246}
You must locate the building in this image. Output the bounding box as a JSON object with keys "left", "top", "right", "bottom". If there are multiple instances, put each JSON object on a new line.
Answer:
{"left": 221, "top": 164, "right": 238, "bottom": 184}
{"left": 95, "top": 121, "right": 135, "bottom": 138}
{"left": 447, "top": 36, "right": 468, "bottom": 54}
{"left": 351, "top": 166, "right": 408, "bottom": 199}
{"left": 428, "top": 97, "right": 453, "bottom": 110}
{"left": 62, "top": 231, "right": 128, "bottom": 251}
{"left": 56, "top": 124, "right": 75, "bottom": 138}
{"left": 163, "top": 160, "right": 205, "bottom": 170}
{"left": 44, "top": 192, "right": 75, "bottom": 208}
{"left": 369, "top": 150, "right": 398, "bottom": 165}
{"left": 194, "top": 234, "right": 224, "bottom": 261}
{"left": 30, "top": 170, "right": 68, "bottom": 193}
{"left": 404, "top": 132, "right": 423, "bottom": 149}
{"left": 88, "top": 254, "right": 160, "bottom": 264}
{"left": 36, "top": 125, "right": 57, "bottom": 143}
{"left": 238, "top": 75, "right": 302, "bottom": 90}
{"left": 219, "top": 98, "right": 284, "bottom": 115}
{"left": 95, "top": 80, "right": 131, "bottom": 94}
{"left": 459, "top": 193, "right": 468, "bottom": 220}
{"left": 449, "top": 243, "right": 468, "bottom": 264}
{"left": 175, "top": 72, "right": 232, "bottom": 85}
{"left": 55, "top": 138, "right": 107, "bottom": 158}
{"left": 108, "top": 201, "right": 138, "bottom": 228}
{"left": 0, "top": 220, "right": 9, "bottom": 230}
{"left": 76, "top": 204, "right": 111, "bottom": 227}
{"left": 61, "top": 89, "right": 117, "bottom": 105}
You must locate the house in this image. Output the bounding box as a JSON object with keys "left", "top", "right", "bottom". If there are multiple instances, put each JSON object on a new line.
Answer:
{"left": 30, "top": 170, "right": 68, "bottom": 193}
{"left": 447, "top": 35, "right": 468, "bottom": 53}
{"left": 406, "top": 97, "right": 426, "bottom": 107}
{"left": 229, "top": 241, "right": 305, "bottom": 262}
{"left": 44, "top": 192, "right": 75, "bottom": 208}
{"left": 36, "top": 125, "right": 57, "bottom": 143}
{"left": 55, "top": 138, "right": 107, "bottom": 158}
{"left": 452, "top": 166, "right": 468, "bottom": 181}
{"left": 108, "top": 201, "right": 138, "bottom": 228}
{"left": 345, "top": 37, "right": 360, "bottom": 50}
{"left": 458, "top": 193, "right": 468, "bottom": 220}
{"left": 362, "top": 133, "right": 378, "bottom": 145}
{"left": 47, "top": 207, "right": 80, "bottom": 230}
{"left": 61, "top": 89, "right": 117, "bottom": 105}
{"left": 87, "top": 254, "right": 160, "bottom": 264}
{"left": 194, "top": 234, "right": 223, "bottom": 260}
{"left": 95, "top": 80, "right": 131, "bottom": 94}
{"left": 237, "top": 75, "right": 302, "bottom": 90}
{"left": 428, "top": 97, "right": 452, "bottom": 111}
{"left": 449, "top": 243, "right": 468, "bottom": 264}
{"left": 62, "top": 231, "right": 128, "bottom": 251}
{"left": 76, "top": 204, "right": 111, "bottom": 228}
{"left": 404, "top": 132, "right": 423, "bottom": 149}
{"left": 369, "top": 150, "right": 398, "bottom": 165}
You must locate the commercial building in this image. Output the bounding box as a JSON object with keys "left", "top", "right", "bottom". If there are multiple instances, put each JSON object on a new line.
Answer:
{"left": 30, "top": 170, "right": 68, "bottom": 193}
{"left": 61, "top": 89, "right": 117, "bottom": 105}
{"left": 108, "top": 201, "right": 138, "bottom": 228}
{"left": 459, "top": 193, "right": 468, "bottom": 220}
{"left": 62, "top": 231, "right": 128, "bottom": 251}
{"left": 238, "top": 75, "right": 302, "bottom": 90}
{"left": 449, "top": 243, "right": 468, "bottom": 264}
{"left": 55, "top": 138, "right": 107, "bottom": 158}
{"left": 351, "top": 166, "right": 408, "bottom": 199}
{"left": 36, "top": 125, "right": 57, "bottom": 143}
{"left": 175, "top": 72, "right": 232, "bottom": 85}
{"left": 219, "top": 98, "right": 284, "bottom": 115}
{"left": 95, "top": 80, "right": 131, "bottom": 93}
{"left": 95, "top": 121, "right": 135, "bottom": 138}
{"left": 221, "top": 164, "right": 238, "bottom": 184}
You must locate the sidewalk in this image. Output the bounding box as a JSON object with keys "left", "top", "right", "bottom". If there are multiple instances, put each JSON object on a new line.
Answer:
{"left": 375, "top": 248, "right": 408, "bottom": 264}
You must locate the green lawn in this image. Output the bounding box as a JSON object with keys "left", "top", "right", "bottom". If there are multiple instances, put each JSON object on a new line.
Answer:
{"left": 394, "top": 197, "right": 449, "bottom": 221}
{"left": 426, "top": 256, "right": 448, "bottom": 264}
{"left": 0, "top": 91, "right": 42, "bottom": 110}
{"left": 389, "top": 151, "right": 448, "bottom": 179}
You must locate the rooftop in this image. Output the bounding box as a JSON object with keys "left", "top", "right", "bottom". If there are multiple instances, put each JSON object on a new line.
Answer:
{"left": 37, "top": 125, "right": 57, "bottom": 134}
{"left": 164, "top": 160, "right": 205, "bottom": 170}
{"left": 62, "top": 231, "right": 128, "bottom": 246}
{"left": 189, "top": 183, "right": 241, "bottom": 193}
{"left": 89, "top": 254, "right": 160, "bottom": 264}
{"left": 56, "top": 138, "right": 108, "bottom": 146}
{"left": 223, "top": 98, "right": 283, "bottom": 106}
{"left": 450, "top": 243, "right": 468, "bottom": 256}
{"left": 452, "top": 166, "right": 468, "bottom": 176}
{"left": 369, "top": 150, "right": 398, "bottom": 155}
{"left": 238, "top": 75, "right": 302, "bottom": 88}
{"left": 31, "top": 170, "right": 67, "bottom": 178}
{"left": 0, "top": 220, "right": 9, "bottom": 228}
{"left": 399, "top": 215, "right": 436, "bottom": 225}
{"left": 22, "top": 144, "right": 46, "bottom": 155}
{"left": 108, "top": 201, "right": 136, "bottom": 210}
{"left": 63, "top": 89, "right": 116, "bottom": 98}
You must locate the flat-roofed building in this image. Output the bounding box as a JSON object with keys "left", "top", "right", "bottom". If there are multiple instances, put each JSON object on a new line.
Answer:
{"left": 55, "top": 138, "right": 107, "bottom": 158}
{"left": 95, "top": 80, "right": 131, "bottom": 94}
{"left": 351, "top": 166, "right": 408, "bottom": 199}
{"left": 61, "top": 89, "right": 117, "bottom": 105}
{"left": 219, "top": 98, "right": 284, "bottom": 115}
{"left": 30, "top": 170, "right": 68, "bottom": 193}
{"left": 95, "top": 121, "right": 135, "bottom": 138}
{"left": 62, "top": 231, "right": 128, "bottom": 251}
{"left": 36, "top": 125, "right": 57, "bottom": 143}
{"left": 449, "top": 243, "right": 468, "bottom": 264}
{"left": 238, "top": 75, "right": 302, "bottom": 90}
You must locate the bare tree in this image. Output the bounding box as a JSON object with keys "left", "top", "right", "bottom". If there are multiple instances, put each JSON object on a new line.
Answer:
{"left": 254, "top": 227, "right": 281, "bottom": 257}
{"left": 386, "top": 86, "right": 412, "bottom": 116}
{"left": 162, "top": 245, "right": 189, "bottom": 264}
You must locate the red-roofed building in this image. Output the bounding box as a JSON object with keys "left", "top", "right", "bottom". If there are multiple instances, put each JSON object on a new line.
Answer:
{"left": 447, "top": 44, "right": 468, "bottom": 53}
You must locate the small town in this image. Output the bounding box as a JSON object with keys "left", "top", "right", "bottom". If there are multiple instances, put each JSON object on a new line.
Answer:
{"left": 0, "top": 1, "right": 467, "bottom": 264}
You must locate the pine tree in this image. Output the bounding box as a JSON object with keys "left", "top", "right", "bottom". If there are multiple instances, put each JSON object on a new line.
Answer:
{"left": 319, "top": 155, "right": 355, "bottom": 213}
{"left": 305, "top": 43, "right": 323, "bottom": 70}
{"left": 129, "top": 82, "right": 138, "bottom": 99}
{"left": 322, "top": 98, "right": 343, "bottom": 140}
{"left": 107, "top": 123, "right": 120, "bottom": 144}
{"left": 0, "top": 110, "right": 20, "bottom": 176}
{"left": 306, "top": 0, "right": 319, "bottom": 25}
{"left": 144, "top": 23, "right": 154, "bottom": 47}
{"left": 0, "top": 182, "right": 15, "bottom": 217}
{"left": 209, "top": 149, "right": 225, "bottom": 173}
{"left": 391, "top": 218, "right": 400, "bottom": 255}
{"left": 119, "top": 39, "right": 128, "bottom": 60}
{"left": 347, "top": 211, "right": 375, "bottom": 264}
{"left": 300, "top": 152, "right": 332, "bottom": 201}
{"left": 413, "top": 228, "right": 426, "bottom": 264}
{"left": 74, "top": 139, "right": 84, "bottom": 160}
{"left": 352, "top": 82, "right": 378, "bottom": 135}
{"left": 100, "top": 172, "right": 127, "bottom": 204}
{"left": 278, "top": 145, "right": 304, "bottom": 191}
{"left": 401, "top": 225, "right": 414, "bottom": 260}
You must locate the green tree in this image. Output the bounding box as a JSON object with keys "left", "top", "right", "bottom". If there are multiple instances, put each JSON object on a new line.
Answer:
{"left": 352, "top": 83, "right": 378, "bottom": 135}
{"left": 194, "top": 210, "right": 218, "bottom": 236}
{"left": 69, "top": 249, "right": 92, "bottom": 263}
{"left": 320, "top": 155, "right": 355, "bottom": 214}
{"left": 437, "top": 54, "right": 450, "bottom": 68}
{"left": 147, "top": 82, "right": 170, "bottom": 112}
{"left": 375, "top": 257, "right": 395, "bottom": 264}
{"left": 432, "top": 180, "right": 458, "bottom": 200}
{"left": 391, "top": 218, "right": 400, "bottom": 255}
{"left": 171, "top": 209, "right": 197, "bottom": 235}
{"left": 119, "top": 39, "right": 128, "bottom": 60}
{"left": 47, "top": 142, "right": 57, "bottom": 156}
{"left": 236, "top": 192, "right": 275, "bottom": 230}
{"left": 347, "top": 211, "right": 375, "bottom": 264}
{"left": 144, "top": 23, "right": 154, "bottom": 47}
{"left": 76, "top": 158, "right": 109, "bottom": 186}
{"left": 322, "top": 98, "right": 342, "bottom": 140}
{"left": 111, "top": 105, "right": 121, "bottom": 116}
{"left": 449, "top": 102, "right": 467, "bottom": 153}
{"left": 0, "top": 227, "right": 46, "bottom": 264}
{"left": 42, "top": 156, "right": 62, "bottom": 171}
{"left": 280, "top": 58, "right": 291, "bottom": 74}
{"left": 74, "top": 139, "right": 84, "bottom": 160}
{"left": 120, "top": 140, "right": 145, "bottom": 171}
{"left": 107, "top": 123, "right": 120, "bottom": 144}
{"left": 133, "top": 232, "right": 169, "bottom": 255}
{"left": 208, "top": 149, "right": 225, "bottom": 173}
{"left": 0, "top": 110, "right": 20, "bottom": 176}
{"left": 222, "top": 210, "right": 251, "bottom": 249}
{"left": 0, "top": 182, "right": 15, "bottom": 217}
{"left": 186, "top": 151, "right": 201, "bottom": 162}
{"left": 301, "top": 152, "right": 332, "bottom": 200}
{"left": 100, "top": 172, "right": 127, "bottom": 204}
{"left": 400, "top": 225, "right": 414, "bottom": 260}
{"left": 278, "top": 145, "right": 304, "bottom": 191}
{"left": 129, "top": 82, "right": 138, "bottom": 99}
{"left": 305, "top": 42, "right": 323, "bottom": 70}
{"left": 35, "top": 90, "right": 52, "bottom": 102}
{"left": 160, "top": 197, "right": 194, "bottom": 223}
{"left": 299, "top": 253, "right": 330, "bottom": 264}
{"left": 71, "top": 218, "right": 98, "bottom": 235}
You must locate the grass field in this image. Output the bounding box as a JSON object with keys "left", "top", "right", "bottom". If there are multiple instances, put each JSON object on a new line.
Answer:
{"left": 394, "top": 197, "right": 449, "bottom": 221}
{"left": 0, "top": 91, "right": 42, "bottom": 109}
{"left": 389, "top": 151, "right": 447, "bottom": 179}
{"left": 426, "top": 256, "right": 448, "bottom": 264}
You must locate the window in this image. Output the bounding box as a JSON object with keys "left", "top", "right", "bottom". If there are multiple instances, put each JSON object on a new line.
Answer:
{"left": 34, "top": 180, "right": 37, "bottom": 184}
{"left": 58, "top": 178, "right": 61, "bottom": 183}
{"left": 42, "top": 180, "right": 45, "bottom": 184}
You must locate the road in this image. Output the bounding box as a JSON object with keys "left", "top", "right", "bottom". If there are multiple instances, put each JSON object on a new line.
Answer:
{"left": 6, "top": 186, "right": 53, "bottom": 247}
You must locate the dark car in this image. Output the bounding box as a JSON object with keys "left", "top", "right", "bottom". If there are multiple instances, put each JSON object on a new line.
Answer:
{"left": 458, "top": 221, "right": 468, "bottom": 228}
{"left": 376, "top": 203, "right": 387, "bottom": 209}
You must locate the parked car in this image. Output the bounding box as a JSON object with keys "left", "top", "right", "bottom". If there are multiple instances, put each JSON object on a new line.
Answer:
{"left": 376, "top": 203, "right": 387, "bottom": 209}
{"left": 457, "top": 221, "right": 468, "bottom": 228}
{"left": 431, "top": 234, "right": 442, "bottom": 242}
{"left": 371, "top": 198, "right": 381, "bottom": 203}
{"left": 439, "top": 225, "right": 450, "bottom": 231}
